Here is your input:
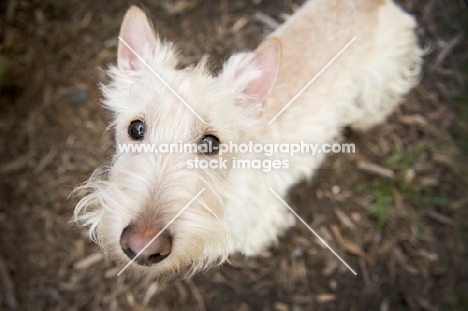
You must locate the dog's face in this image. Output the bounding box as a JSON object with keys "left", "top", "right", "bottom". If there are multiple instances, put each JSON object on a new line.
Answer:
{"left": 74, "top": 6, "right": 279, "bottom": 279}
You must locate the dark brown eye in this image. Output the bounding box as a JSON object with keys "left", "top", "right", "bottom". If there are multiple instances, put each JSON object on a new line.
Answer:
{"left": 128, "top": 120, "right": 145, "bottom": 140}
{"left": 199, "top": 135, "right": 220, "bottom": 155}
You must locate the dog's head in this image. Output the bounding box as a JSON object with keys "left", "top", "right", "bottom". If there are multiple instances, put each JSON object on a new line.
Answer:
{"left": 74, "top": 6, "right": 280, "bottom": 279}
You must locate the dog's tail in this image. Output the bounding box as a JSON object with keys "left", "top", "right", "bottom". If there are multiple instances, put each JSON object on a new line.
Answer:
{"left": 347, "top": 1, "right": 423, "bottom": 131}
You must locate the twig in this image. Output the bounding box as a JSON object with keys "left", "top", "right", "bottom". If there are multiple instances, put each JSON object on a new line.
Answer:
{"left": 430, "top": 34, "right": 464, "bottom": 71}
{"left": 0, "top": 256, "right": 18, "bottom": 310}
{"left": 188, "top": 280, "right": 206, "bottom": 311}
{"left": 357, "top": 160, "right": 394, "bottom": 179}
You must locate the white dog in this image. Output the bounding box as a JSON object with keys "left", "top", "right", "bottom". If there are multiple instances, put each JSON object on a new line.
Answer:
{"left": 74, "top": 0, "right": 422, "bottom": 279}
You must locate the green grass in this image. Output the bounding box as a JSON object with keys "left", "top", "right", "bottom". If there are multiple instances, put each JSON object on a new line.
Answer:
{"left": 356, "top": 180, "right": 393, "bottom": 230}
{"left": 385, "top": 143, "right": 427, "bottom": 170}
{"left": 356, "top": 144, "right": 449, "bottom": 230}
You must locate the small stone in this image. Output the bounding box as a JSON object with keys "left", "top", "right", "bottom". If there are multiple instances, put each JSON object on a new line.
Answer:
{"left": 292, "top": 246, "right": 303, "bottom": 258}
{"left": 68, "top": 89, "right": 88, "bottom": 106}
{"left": 332, "top": 185, "right": 340, "bottom": 195}
{"left": 351, "top": 212, "right": 361, "bottom": 223}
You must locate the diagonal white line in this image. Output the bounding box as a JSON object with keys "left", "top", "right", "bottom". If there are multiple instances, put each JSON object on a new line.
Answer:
{"left": 268, "top": 188, "right": 357, "bottom": 275}
{"left": 117, "top": 188, "right": 206, "bottom": 276}
{"left": 268, "top": 37, "right": 357, "bottom": 124}
{"left": 118, "top": 36, "right": 207, "bottom": 124}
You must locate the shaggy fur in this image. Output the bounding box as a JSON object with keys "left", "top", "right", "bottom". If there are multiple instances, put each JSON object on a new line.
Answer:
{"left": 74, "top": 0, "right": 422, "bottom": 279}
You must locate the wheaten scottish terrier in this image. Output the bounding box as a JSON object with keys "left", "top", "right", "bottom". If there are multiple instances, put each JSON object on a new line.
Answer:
{"left": 74, "top": 0, "right": 422, "bottom": 279}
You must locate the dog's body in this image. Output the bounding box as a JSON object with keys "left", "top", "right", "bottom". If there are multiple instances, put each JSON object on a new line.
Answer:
{"left": 75, "top": 0, "right": 422, "bottom": 278}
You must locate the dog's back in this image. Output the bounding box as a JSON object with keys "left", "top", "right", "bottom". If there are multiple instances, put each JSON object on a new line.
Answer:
{"left": 228, "top": 0, "right": 422, "bottom": 254}
{"left": 260, "top": 0, "right": 422, "bottom": 132}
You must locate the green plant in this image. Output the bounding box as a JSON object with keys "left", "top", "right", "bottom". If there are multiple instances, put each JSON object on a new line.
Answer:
{"left": 356, "top": 180, "right": 393, "bottom": 230}
{"left": 385, "top": 143, "right": 427, "bottom": 170}
{"left": 357, "top": 144, "right": 449, "bottom": 230}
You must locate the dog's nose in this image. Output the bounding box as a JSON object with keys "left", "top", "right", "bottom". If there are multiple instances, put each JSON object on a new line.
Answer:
{"left": 120, "top": 224, "right": 172, "bottom": 265}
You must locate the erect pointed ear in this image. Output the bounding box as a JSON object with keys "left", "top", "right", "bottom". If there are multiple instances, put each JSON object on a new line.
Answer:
{"left": 222, "top": 37, "right": 281, "bottom": 120}
{"left": 117, "top": 6, "right": 156, "bottom": 70}
{"left": 243, "top": 38, "right": 281, "bottom": 105}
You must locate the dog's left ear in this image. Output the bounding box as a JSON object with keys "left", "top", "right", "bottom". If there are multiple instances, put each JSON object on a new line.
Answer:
{"left": 117, "top": 6, "right": 156, "bottom": 70}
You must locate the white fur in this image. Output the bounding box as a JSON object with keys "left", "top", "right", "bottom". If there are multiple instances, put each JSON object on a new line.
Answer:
{"left": 74, "top": 0, "right": 422, "bottom": 279}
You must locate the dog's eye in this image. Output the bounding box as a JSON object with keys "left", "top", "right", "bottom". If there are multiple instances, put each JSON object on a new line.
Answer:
{"left": 128, "top": 120, "right": 145, "bottom": 140}
{"left": 200, "top": 135, "right": 220, "bottom": 155}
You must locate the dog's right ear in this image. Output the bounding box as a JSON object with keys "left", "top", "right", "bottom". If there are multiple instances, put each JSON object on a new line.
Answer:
{"left": 117, "top": 6, "right": 156, "bottom": 70}
{"left": 221, "top": 38, "right": 281, "bottom": 120}
{"left": 243, "top": 38, "right": 281, "bottom": 107}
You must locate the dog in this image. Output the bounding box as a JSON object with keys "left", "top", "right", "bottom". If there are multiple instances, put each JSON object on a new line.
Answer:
{"left": 74, "top": 0, "right": 422, "bottom": 279}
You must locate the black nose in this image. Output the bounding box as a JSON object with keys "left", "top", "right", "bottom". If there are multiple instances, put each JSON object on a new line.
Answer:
{"left": 120, "top": 224, "right": 172, "bottom": 266}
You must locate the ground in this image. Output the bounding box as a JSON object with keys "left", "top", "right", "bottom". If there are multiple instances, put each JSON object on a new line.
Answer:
{"left": 0, "top": 0, "right": 467, "bottom": 310}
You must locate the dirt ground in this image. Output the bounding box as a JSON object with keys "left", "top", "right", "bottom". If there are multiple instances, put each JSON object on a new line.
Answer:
{"left": 1, "top": 0, "right": 467, "bottom": 310}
